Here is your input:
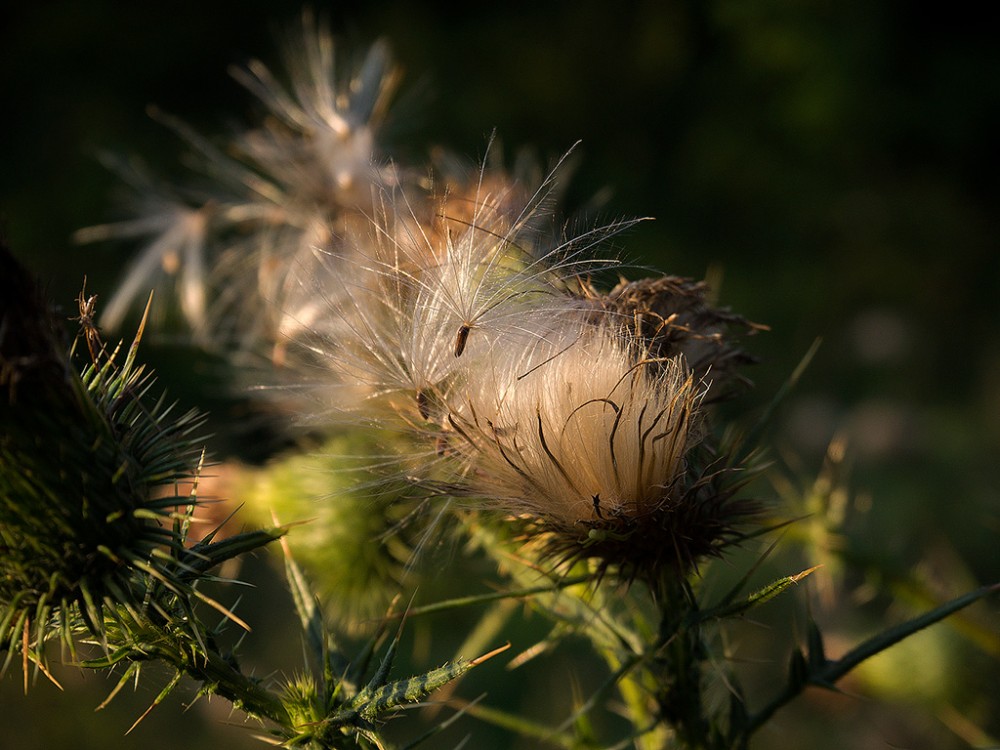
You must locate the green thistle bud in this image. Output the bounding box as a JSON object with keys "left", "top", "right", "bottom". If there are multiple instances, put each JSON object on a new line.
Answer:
{"left": 235, "top": 433, "right": 416, "bottom": 626}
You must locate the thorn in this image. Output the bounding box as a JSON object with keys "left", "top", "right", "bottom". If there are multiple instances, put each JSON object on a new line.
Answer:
{"left": 35, "top": 658, "right": 63, "bottom": 691}
{"left": 125, "top": 702, "right": 157, "bottom": 735}
{"left": 468, "top": 642, "right": 511, "bottom": 667}
{"left": 789, "top": 565, "right": 823, "bottom": 584}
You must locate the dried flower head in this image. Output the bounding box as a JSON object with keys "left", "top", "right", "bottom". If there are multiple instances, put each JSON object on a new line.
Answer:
{"left": 583, "top": 275, "right": 767, "bottom": 401}
{"left": 76, "top": 18, "right": 764, "bottom": 587}
{"left": 76, "top": 13, "right": 400, "bottom": 352}
{"left": 272, "top": 155, "right": 634, "bottom": 429}
{"left": 229, "top": 17, "right": 397, "bottom": 210}
{"left": 257, "top": 147, "right": 760, "bottom": 579}
{"left": 75, "top": 189, "right": 211, "bottom": 336}
{"left": 436, "top": 316, "right": 754, "bottom": 577}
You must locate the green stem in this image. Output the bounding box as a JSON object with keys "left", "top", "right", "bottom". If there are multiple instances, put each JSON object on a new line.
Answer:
{"left": 183, "top": 647, "right": 292, "bottom": 726}
{"left": 394, "top": 574, "right": 594, "bottom": 618}
{"left": 601, "top": 649, "right": 669, "bottom": 750}
{"left": 651, "top": 575, "right": 713, "bottom": 750}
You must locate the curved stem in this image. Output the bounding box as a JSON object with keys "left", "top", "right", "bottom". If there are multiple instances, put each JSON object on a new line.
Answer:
{"left": 741, "top": 582, "right": 1000, "bottom": 744}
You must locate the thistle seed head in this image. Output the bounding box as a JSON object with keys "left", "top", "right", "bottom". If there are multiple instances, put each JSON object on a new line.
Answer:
{"left": 435, "top": 317, "right": 753, "bottom": 576}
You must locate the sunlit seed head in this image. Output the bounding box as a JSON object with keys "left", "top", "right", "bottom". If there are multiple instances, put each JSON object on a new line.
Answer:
{"left": 442, "top": 320, "right": 705, "bottom": 528}
{"left": 268, "top": 156, "right": 624, "bottom": 429}
{"left": 229, "top": 13, "right": 399, "bottom": 212}
{"left": 78, "top": 18, "right": 401, "bottom": 352}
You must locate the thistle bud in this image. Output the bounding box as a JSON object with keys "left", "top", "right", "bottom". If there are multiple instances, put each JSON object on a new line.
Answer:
{"left": 0, "top": 244, "right": 205, "bottom": 665}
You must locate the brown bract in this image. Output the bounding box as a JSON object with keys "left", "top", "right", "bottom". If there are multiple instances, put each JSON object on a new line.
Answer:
{"left": 585, "top": 275, "right": 767, "bottom": 402}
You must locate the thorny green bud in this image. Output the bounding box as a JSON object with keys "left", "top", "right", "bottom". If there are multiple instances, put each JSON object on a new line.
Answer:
{"left": 0, "top": 243, "right": 206, "bottom": 668}
{"left": 234, "top": 434, "right": 418, "bottom": 625}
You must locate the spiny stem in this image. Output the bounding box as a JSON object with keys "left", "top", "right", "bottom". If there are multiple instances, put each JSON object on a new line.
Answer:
{"left": 184, "top": 648, "right": 292, "bottom": 726}
{"left": 652, "top": 575, "right": 713, "bottom": 750}
{"left": 740, "top": 582, "right": 1000, "bottom": 744}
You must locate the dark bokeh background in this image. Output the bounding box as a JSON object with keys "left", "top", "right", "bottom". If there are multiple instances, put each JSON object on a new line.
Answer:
{"left": 2, "top": 2, "right": 998, "bottom": 748}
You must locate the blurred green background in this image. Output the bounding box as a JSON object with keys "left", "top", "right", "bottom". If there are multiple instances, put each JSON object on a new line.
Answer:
{"left": 1, "top": 1, "right": 998, "bottom": 748}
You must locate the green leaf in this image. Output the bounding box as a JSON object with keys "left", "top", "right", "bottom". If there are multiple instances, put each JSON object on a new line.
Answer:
{"left": 279, "top": 534, "right": 351, "bottom": 685}
{"left": 182, "top": 525, "right": 289, "bottom": 579}
{"left": 333, "top": 644, "right": 510, "bottom": 727}
{"left": 744, "top": 582, "right": 1000, "bottom": 740}
{"left": 814, "top": 582, "right": 999, "bottom": 686}
{"left": 701, "top": 566, "right": 820, "bottom": 621}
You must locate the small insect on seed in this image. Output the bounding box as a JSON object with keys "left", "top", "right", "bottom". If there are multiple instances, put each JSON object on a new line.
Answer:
{"left": 454, "top": 324, "right": 471, "bottom": 358}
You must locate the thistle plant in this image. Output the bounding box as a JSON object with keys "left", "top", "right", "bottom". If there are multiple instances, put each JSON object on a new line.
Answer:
{"left": 0, "top": 240, "right": 506, "bottom": 748}
{"left": 3, "top": 13, "right": 997, "bottom": 750}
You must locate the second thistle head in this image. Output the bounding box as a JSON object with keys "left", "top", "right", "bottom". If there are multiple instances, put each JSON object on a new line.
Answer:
{"left": 439, "top": 313, "right": 759, "bottom": 581}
